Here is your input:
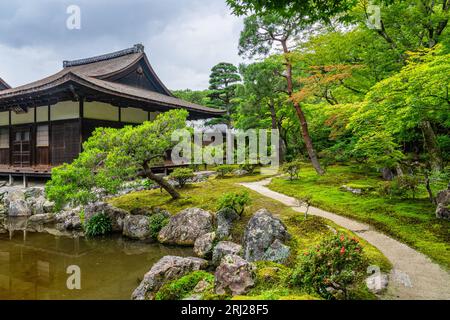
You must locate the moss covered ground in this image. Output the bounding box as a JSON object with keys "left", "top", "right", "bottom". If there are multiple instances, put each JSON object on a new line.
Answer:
{"left": 268, "top": 164, "right": 450, "bottom": 270}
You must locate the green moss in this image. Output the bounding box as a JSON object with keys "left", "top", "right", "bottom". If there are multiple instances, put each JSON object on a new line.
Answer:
{"left": 155, "top": 271, "right": 214, "bottom": 300}
{"left": 269, "top": 164, "right": 450, "bottom": 270}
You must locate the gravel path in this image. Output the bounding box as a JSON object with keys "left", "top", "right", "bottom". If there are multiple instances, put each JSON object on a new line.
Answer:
{"left": 240, "top": 178, "right": 450, "bottom": 300}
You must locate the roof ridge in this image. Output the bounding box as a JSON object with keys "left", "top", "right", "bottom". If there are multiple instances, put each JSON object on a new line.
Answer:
{"left": 63, "top": 43, "right": 144, "bottom": 68}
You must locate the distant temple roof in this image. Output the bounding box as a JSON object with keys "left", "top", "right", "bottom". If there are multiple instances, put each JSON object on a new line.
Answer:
{"left": 0, "top": 44, "right": 224, "bottom": 119}
{"left": 0, "top": 77, "right": 10, "bottom": 91}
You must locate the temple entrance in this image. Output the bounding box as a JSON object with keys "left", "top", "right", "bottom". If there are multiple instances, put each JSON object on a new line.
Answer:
{"left": 12, "top": 126, "right": 31, "bottom": 167}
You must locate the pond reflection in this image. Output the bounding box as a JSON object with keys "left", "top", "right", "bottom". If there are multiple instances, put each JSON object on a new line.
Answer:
{"left": 0, "top": 228, "right": 192, "bottom": 300}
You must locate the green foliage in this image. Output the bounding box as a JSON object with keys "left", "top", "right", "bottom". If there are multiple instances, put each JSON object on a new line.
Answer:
{"left": 291, "top": 234, "right": 368, "bottom": 300}
{"left": 84, "top": 213, "right": 112, "bottom": 237}
{"left": 207, "top": 62, "right": 241, "bottom": 126}
{"left": 217, "top": 191, "right": 251, "bottom": 216}
{"left": 169, "top": 168, "right": 195, "bottom": 188}
{"left": 79, "top": 208, "right": 85, "bottom": 225}
{"left": 148, "top": 213, "right": 170, "bottom": 240}
{"left": 142, "top": 179, "right": 156, "bottom": 190}
{"left": 281, "top": 160, "right": 302, "bottom": 180}
{"left": 45, "top": 110, "right": 188, "bottom": 208}
{"left": 215, "top": 165, "right": 235, "bottom": 177}
{"left": 155, "top": 271, "right": 214, "bottom": 300}
{"left": 378, "top": 175, "right": 421, "bottom": 199}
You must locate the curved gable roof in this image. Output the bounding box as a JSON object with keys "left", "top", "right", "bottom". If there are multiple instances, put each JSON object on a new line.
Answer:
{"left": 0, "top": 44, "right": 224, "bottom": 118}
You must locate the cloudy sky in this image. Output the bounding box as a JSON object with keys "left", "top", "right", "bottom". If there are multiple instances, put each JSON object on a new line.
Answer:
{"left": 0, "top": 0, "right": 244, "bottom": 90}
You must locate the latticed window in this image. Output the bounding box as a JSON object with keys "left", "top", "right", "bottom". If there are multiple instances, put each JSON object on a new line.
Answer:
{"left": 36, "top": 125, "right": 49, "bottom": 147}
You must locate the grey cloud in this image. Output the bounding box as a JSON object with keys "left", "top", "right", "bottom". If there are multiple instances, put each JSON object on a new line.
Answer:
{"left": 0, "top": 0, "right": 243, "bottom": 90}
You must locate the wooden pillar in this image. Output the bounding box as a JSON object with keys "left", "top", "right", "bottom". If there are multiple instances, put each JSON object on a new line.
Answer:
{"left": 79, "top": 98, "right": 84, "bottom": 151}
{"left": 48, "top": 105, "right": 52, "bottom": 165}
{"left": 8, "top": 110, "right": 11, "bottom": 167}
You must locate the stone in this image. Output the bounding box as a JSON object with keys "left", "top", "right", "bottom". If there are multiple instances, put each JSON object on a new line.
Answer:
{"left": 214, "top": 254, "right": 255, "bottom": 296}
{"left": 193, "top": 232, "right": 216, "bottom": 258}
{"left": 216, "top": 208, "right": 239, "bottom": 240}
{"left": 262, "top": 239, "right": 291, "bottom": 264}
{"left": 132, "top": 256, "right": 208, "bottom": 300}
{"left": 122, "top": 215, "right": 153, "bottom": 241}
{"left": 84, "top": 202, "right": 128, "bottom": 232}
{"left": 24, "top": 187, "right": 45, "bottom": 199}
{"left": 366, "top": 272, "right": 389, "bottom": 294}
{"left": 435, "top": 187, "right": 450, "bottom": 220}
{"left": 242, "top": 209, "right": 291, "bottom": 262}
{"left": 26, "top": 213, "right": 55, "bottom": 232}
{"left": 158, "top": 208, "right": 213, "bottom": 245}
{"left": 340, "top": 185, "right": 362, "bottom": 195}
{"left": 212, "top": 241, "right": 242, "bottom": 266}
{"left": 233, "top": 169, "right": 249, "bottom": 176}
{"left": 55, "top": 207, "right": 83, "bottom": 231}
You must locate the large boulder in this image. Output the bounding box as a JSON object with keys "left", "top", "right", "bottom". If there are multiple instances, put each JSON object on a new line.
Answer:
{"left": 212, "top": 241, "right": 242, "bottom": 266}
{"left": 2, "top": 188, "right": 31, "bottom": 217}
{"left": 242, "top": 209, "right": 291, "bottom": 262}
{"left": 436, "top": 186, "right": 450, "bottom": 220}
{"left": 26, "top": 213, "right": 55, "bottom": 232}
{"left": 84, "top": 202, "right": 128, "bottom": 232}
{"left": 55, "top": 207, "right": 83, "bottom": 231}
{"left": 193, "top": 232, "right": 216, "bottom": 258}
{"left": 216, "top": 208, "right": 239, "bottom": 240}
{"left": 122, "top": 215, "right": 153, "bottom": 241}
{"left": 132, "top": 256, "right": 208, "bottom": 300}
{"left": 158, "top": 208, "right": 213, "bottom": 245}
{"left": 214, "top": 254, "right": 255, "bottom": 296}
{"left": 366, "top": 272, "right": 389, "bottom": 294}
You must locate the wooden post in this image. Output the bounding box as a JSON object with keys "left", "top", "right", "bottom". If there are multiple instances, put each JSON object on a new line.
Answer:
{"left": 23, "top": 174, "right": 27, "bottom": 188}
{"left": 8, "top": 174, "right": 13, "bottom": 186}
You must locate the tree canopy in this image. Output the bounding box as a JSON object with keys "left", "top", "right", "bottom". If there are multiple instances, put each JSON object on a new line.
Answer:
{"left": 46, "top": 109, "right": 188, "bottom": 209}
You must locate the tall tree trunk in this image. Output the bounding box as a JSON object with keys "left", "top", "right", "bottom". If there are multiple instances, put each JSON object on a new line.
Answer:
{"left": 143, "top": 162, "right": 180, "bottom": 200}
{"left": 420, "top": 120, "right": 443, "bottom": 171}
{"left": 281, "top": 40, "right": 325, "bottom": 175}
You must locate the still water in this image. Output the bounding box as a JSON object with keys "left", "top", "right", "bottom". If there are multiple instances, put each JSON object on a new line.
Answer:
{"left": 0, "top": 228, "right": 193, "bottom": 300}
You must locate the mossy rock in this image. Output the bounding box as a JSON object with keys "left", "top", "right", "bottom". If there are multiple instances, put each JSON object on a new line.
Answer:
{"left": 155, "top": 271, "right": 214, "bottom": 300}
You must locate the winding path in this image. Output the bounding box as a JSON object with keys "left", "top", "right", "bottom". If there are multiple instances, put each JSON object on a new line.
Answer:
{"left": 240, "top": 178, "right": 450, "bottom": 300}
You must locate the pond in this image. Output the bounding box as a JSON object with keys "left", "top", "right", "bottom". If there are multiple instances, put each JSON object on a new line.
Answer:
{"left": 0, "top": 223, "right": 193, "bottom": 300}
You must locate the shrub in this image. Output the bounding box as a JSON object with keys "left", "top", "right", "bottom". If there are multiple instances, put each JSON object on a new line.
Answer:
{"left": 291, "top": 234, "right": 367, "bottom": 300}
{"left": 281, "top": 160, "right": 302, "bottom": 181}
{"left": 84, "top": 212, "right": 112, "bottom": 237}
{"left": 169, "top": 168, "right": 195, "bottom": 188}
{"left": 148, "top": 213, "right": 170, "bottom": 239}
{"left": 377, "top": 175, "right": 420, "bottom": 199}
{"left": 215, "top": 165, "right": 235, "bottom": 177}
{"left": 217, "top": 191, "right": 251, "bottom": 216}
{"left": 155, "top": 271, "right": 214, "bottom": 300}
{"left": 142, "top": 179, "right": 156, "bottom": 190}
{"left": 239, "top": 163, "right": 256, "bottom": 174}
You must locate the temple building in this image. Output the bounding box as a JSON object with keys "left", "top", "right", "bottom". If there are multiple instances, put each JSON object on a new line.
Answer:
{"left": 0, "top": 44, "right": 223, "bottom": 180}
